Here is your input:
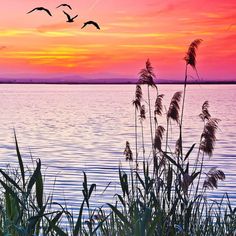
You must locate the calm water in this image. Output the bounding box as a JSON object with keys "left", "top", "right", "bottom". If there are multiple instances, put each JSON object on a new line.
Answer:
{"left": 0, "top": 84, "right": 235, "bottom": 210}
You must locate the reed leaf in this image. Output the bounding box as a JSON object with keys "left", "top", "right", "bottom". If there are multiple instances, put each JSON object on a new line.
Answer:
{"left": 73, "top": 200, "right": 85, "bottom": 236}
{"left": 36, "top": 167, "right": 43, "bottom": 209}
{"left": 162, "top": 152, "right": 184, "bottom": 174}
{"left": 27, "top": 159, "right": 41, "bottom": 195}
{"left": 107, "top": 203, "right": 132, "bottom": 229}
{"left": 46, "top": 211, "right": 63, "bottom": 235}
{"left": 184, "top": 143, "right": 196, "bottom": 161}
{"left": 0, "top": 179, "right": 24, "bottom": 207}
{"left": 14, "top": 130, "right": 25, "bottom": 189}
{"left": 0, "top": 168, "right": 23, "bottom": 192}
{"left": 89, "top": 183, "right": 96, "bottom": 199}
{"left": 167, "top": 165, "right": 173, "bottom": 201}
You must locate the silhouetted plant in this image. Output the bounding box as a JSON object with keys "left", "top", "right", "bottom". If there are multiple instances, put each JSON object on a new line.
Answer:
{"left": 179, "top": 39, "right": 203, "bottom": 157}
{"left": 123, "top": 141, "right": 133, "bottom": 161}
{"left": 132, "top": 85, "right": 143, "bottom": 168}
{"left": 138, "top": 59, "right": 157, "bottom": 159}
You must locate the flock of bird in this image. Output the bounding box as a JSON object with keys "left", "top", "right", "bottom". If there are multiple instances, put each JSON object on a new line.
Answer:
{"left": 27, "top": 3, "right": 100, "bottom": 30}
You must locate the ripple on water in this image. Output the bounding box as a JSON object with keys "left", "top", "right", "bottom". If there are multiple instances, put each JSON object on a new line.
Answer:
{"left": 0, "top": 84, "right": 235, "bottom": 210}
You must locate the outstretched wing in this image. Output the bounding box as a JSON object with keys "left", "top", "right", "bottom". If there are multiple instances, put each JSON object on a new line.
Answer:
{"left": 63, "top": 11, "right": 71, "bottom": 20}
{"left": 72, "top": 15, "right": 78, "bottom": 20}
{"left": 43, "top": 8, "right": 52, "bottom": 16}
{"left": 81, "top": 22, "right": 88, "bottom": 29}
{"left": 81, "top": 21, "right": 100, "bottom": 30}
{"left": 27, "top": 8, "right": 38, "bottom": 14}
{"left": 27, "top": 7, "right": 52, "bottom": 16}
{"left": 91, "top": 21, "right": 100, "bottom": 30}
{"left": 57, "top": 4, "right": 72, "bottom": 10}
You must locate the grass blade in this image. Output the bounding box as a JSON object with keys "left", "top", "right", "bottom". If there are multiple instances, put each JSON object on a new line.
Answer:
{"left": 14, "top": 130, "right": 25, "bottom": 188}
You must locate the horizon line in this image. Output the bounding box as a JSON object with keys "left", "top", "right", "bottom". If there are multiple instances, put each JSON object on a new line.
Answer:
{"left": 0, "top": 81, "right": 235, "bottom": 85}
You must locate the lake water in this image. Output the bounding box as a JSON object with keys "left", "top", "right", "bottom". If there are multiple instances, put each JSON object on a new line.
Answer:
{"left": 0, "top": 84, "right": 235, "bottom": 210}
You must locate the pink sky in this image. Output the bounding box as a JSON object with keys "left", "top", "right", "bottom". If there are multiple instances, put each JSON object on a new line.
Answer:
{"left": 0, "top": 0, "right": 235, "bottom": 81}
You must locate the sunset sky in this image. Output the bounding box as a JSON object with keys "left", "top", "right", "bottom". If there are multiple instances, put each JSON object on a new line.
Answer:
{"left": 0, "top": 0, "right": 235, "bottom": 82}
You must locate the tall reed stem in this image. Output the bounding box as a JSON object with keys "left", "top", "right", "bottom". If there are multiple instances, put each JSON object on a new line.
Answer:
{"left": 179, "top": 64, "right": 188, "bottom": 157}
{"left": 147, "top": 86, "right": 154, "bottom": 158}
{"left": 140, "top": 119, "right": 145, "bottom": 162}
{"left": 134, "top": 107, "right": 138, "bottom": 170}
{"left": 166, "top": 118, "right": 169, "bottom": 152}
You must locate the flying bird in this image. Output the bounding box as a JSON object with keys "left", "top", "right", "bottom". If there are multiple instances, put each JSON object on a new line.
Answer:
{"left": 63, "top": 11, "right": 78, "bottom": 22}
{"left": 27, "top": 7, "right": 52, "bottom": 16}
{"left": 56, "top": 4, "right": 72, "bottom": 10}
{"left": 81, "top": 21, "right": 100, "bottom": 30}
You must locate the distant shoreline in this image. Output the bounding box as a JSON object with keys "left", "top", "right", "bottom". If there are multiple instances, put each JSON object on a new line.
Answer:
{"left": 0, "top": 81, "right": 235, "bottom": 85}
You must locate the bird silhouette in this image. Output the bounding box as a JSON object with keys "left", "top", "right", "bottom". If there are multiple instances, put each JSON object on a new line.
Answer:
{"left": 63, "top": 11, "right": 78, "bottom": 22}
{"left": 56, "top": 4, "right": 72, "bottom": 10}
{"left": 81, "top": 21, "right": 100, "bottom": 30}
{"left": 27, "top": 7, "right": 52, "bottom": 16}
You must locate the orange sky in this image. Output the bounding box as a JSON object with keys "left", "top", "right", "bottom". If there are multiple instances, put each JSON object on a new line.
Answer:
{"left": 0, "top": 0, "right": 235, "bottom": 81}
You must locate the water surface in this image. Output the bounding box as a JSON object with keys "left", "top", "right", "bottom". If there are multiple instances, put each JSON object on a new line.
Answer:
{"left": 0, "top": 84, "right": 235, "bottom": 209}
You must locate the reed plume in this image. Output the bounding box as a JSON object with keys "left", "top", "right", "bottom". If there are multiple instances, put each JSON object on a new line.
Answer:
{"left": 203, "top": 167, "right": 225, "bottom": 190}
{"left": 175, "top": 138, "right": 181, "bottom": 156}
{"left": 167, "top": 91, "right": 182, "bottom": 123}
{"left": 138, "top": 60, "right": 157, "bottom": 160}
{"left": 138, "top": 59, "right": 157, "bottom": 88}
{"left": 154, "top": 94, "right": 164, "bottom": 116}
{"left": 123, "top": 141, "right": 133, "bottom": 161}
{"left": 135, "top": 84, "right": 143, "bottom": 100}
{"left": 154, "top": 126, "right": 165, "bottom": 151}
{"left": 166, "top": 91, "right": 182, "bottom": 152}
{"left": 199, "top": 101, "right": 211, "bottom": 121}
{"left": 200, "top": 118, "right": 220, "bottom": 156}
{"left": 179, "top": 39, "right": 202, "bottom": 157}
{"left": 184, "top": 39, "right": 203, "bottom": 70}
{"left": 133, "top": 85, "right": 142, "bottom": 107}
{"left": 140, "top": 105, "right": 146, "bottom": 120}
